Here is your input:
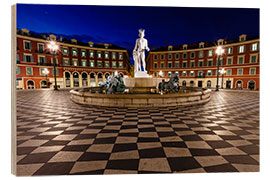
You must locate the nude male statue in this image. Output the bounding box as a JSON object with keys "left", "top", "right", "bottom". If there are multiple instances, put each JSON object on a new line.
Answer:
{"left": 133, "top": 29, "right": 150, "bottom": 73}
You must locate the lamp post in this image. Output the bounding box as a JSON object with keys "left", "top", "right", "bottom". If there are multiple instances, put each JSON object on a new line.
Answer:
{"left": 42, "top": 68, "right": 49, "bottom": 88}
{"left": 215, "top": 46, "right": 225, "bottom": 91}
{"left": 219, "top": 68, "right": 226, "bottom": 89}
{"left": 47, "top": 41, "right": 59, "bottom": 90}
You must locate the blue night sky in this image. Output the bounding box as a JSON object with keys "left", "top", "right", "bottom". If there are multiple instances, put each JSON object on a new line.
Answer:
{"left": 17, "top": 4, "right": 259, "bottom": 50}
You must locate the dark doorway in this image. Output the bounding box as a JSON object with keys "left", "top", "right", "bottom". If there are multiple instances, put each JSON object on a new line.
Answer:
{"left": 198, "top": 81, "right": 203, "bottom": 88}
{"left": 226, "top": 80, "right": 231, "bottom": 89}
{"left": 248, "top": 80, "right": 255, "bottom": 90}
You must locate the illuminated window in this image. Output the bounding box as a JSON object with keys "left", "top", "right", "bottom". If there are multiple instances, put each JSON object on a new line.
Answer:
{"left": 72, "top": 59, "right": 78, "bottom": 66}
{"left": 90, "top": 61, "right": 95, "bottom": 67}
{"left": 238, "top": 45, "right": 246, "bottom": 53}
{"left": 227, "top": 47, "right": 233, "bottom": 55}
{"left": 251, "top": 43, "right": 258, "bottom": 51}
{"left": 89, "top": 51, "right": 94, "bottom": 58}
{"left": 119, "top": 62, "right": 123, "bottom": 68}
{"left": 208, "top": 50, "right": 213, "bottom": 57}
{"left": 199, "top": 51, "right": 204, "bottom": 58}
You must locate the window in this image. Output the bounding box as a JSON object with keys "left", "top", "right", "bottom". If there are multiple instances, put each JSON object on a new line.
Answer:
{"left": 250, "top": 55, "right": 257, "bottom": 63}
{"left": 238, "top": 57, "right": 244, "bottom": 64}
{"left": 119, "top": 53, "right": 123, "bottom": 60}
{"left": 81, "top": 50, "right": 86, "bottom": 57}
{"left": 238, "top": 45, "right": 246, "bottom": 53}
{"left": 72, "top": 59, "right": 78, "bottom": 66}
{"left": 72, "top": 49, "right": 78, "bottom": 56}
{"left": 237, "top": 69, "right": 243, "bottom": 75}
{"left": 168, "top": 54, "right": 173, "bottom": 60}
{"left": 208, "top": 50, "right": 213, "bottom": 57}
{"left": 81, "top": 60, "right": 87, "bottom": 67}
{"left": 198, "top": 71, "right": 204, "bottom": 77}
{"left": 97, "top": 61, "right": 103, "bottom": 67}
{"left": 227, "top": 69, "right": 232, "bottom": 76}
{"left": 62, "top": 48, "right": 69, "bottom": 55}
{"left": 190, "top": 52, "right": 196, "bottom": 59}
{"left": 167, "top": 62, "right": 172, "bottom": 68}
{"left": 90, "top": 61, "right": 95, "bottom": 67}
{"left": 112, "top": 62, "right": 116, "bottom": 68}
{"left": 182, "top": 61, "right": 187, "bottom": 68}
{"left": 51, "top": 69, "right": 59, "bottom": 76}
{"left": 190, "top": 61, "right": 195, "bottom": 68}
{"left": 38, "top": 43, "right": 44, "bottom": 52}
{"left": 97, "top": 52, "right": 102, "bottom": 58}
{"left": 207, "top": 70, "right": 212, "bottom": 76}
{"left": 63, "top": 58, "right": 70, "bottom": 66}
{"left": 24, "top": 41, "right": 32, "bottom": 50}
{"left": 154, "top": 62, "right": 158, "bottom": 68}
{"left": 89, "top": 51, "right": 94, "bottom": 58}
{"left": 40, "top": 68, "right": 46, "bottom": 75}
{"left": 189, "top": 71, "right": 195, "bottom": 76}
{"left": 160, "top": 62, "right": 164, "bottom": 68}
{"left": 154, "top": 54, "right": 158, "bottom": 60}
{"left": 175, "top": 62, "right": 180, "bottom": 68}
{"left": 16, "top": 67, "right": 20, "bottom": 75}
{"left": 105, "top": 52, "right": 109, "bottom": 59}
{"left": 175, "top": 53, "right": 180, "bottom": 60}
{"left": 199, "top": 51, "right": 204, "bottom": 58}
{"left": 153, "top": 72, "right": 158, "bottom": 77}
{"left": 182, "top": 53, "right": 187, "bottom": 59}
{"left": 250, "top": 68, "right": 256, "bottom": 75}
{"left": 119, "top": 62, "right": 123, "bottom": 68}
{"left": 167, "top": 71, "right": 172, "bottom": 77}
{"left": 26, "top": 67, "right": 32, "bottom": 75}
{"left": 39, "top": 56, "right": 46, "bottom": 65}
{"left": 23, "top": 55, "right": 33, "bottom": 62}
{"left": 160, "top": 54, "right": 165, "bottom": 60}
{"left": 198, "top": 60, "right": 204, "bottom": 67}
{"left": 251, "top": 43, "right": 258, "bottom": 51}
{"left": 16, "top": 54, "right": 20, "bottom": 63}
{"left": 227, "top": 47, "right": 233, "bottom": 55}
{"left": 112, "top": 52, "right": 116, "bottom": 59}
{"left": 175, "top": 71, "right": 179, "bottom": 76}
{"left": 105, "top": 61, "right": 110, "bottom": 68}
{"left": 217, "top": 59, "right": 224, "bottom": 66}
{"left": 227, "top": 57, "right": 232, "bottom": 65}
{"left": 182, "top": 71, "right": 187, "bottom": 76}
{"left": 207, "top": 60, "right": 213, "bottom": 66}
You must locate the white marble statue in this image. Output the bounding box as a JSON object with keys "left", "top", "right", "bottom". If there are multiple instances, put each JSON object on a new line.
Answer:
{"left": 133, "top": 29, "right": 150, "bottom": 76}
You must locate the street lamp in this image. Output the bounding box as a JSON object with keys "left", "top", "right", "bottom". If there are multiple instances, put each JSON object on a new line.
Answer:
{"left": 219, "top": 68, "right": 226, "bottom": 89}
{"left": 47, "top": 41, "right": 59, "bottom": 90}
{"left": 159, "top": 70, "right": 163, "bottom": 77}
{"left": 42, "top": 68, "right": 49, "bottom": 88}
{"left": 215, "top": 46, "right": 225, "bottom": 91}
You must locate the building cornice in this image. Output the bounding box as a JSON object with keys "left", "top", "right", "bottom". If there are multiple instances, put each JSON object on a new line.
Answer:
{"left": 150, "top": 39, "right": 260, "bottom": 54}
{"left": 16, "top": 34, "right": 128, "bottom": 53}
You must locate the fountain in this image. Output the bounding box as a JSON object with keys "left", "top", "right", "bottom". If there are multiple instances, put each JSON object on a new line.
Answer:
{"left": 70, "top": 29, "right": 211, "bottom": 107}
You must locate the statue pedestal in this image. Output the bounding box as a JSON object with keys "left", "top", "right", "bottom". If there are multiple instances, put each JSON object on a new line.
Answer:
{"left": 134, "top": 71, "right": 150, "bottom": 78}
{"left": 124, "top": 77, "right": 163, "bottom": 94}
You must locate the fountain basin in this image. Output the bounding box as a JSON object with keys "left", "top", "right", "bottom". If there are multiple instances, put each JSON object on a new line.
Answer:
{"left": 70, "top": 88, "right": 212, "bottom": 107}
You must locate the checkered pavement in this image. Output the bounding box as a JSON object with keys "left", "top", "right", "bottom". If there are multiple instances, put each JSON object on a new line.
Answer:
{"left": 16, "top": 90, "right": 259, "bottom": 176}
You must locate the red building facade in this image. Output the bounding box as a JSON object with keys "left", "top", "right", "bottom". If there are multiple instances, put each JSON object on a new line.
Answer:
{"left": 147, "top": 34, "right": 259, "bottom": 90}
{"left": 16, "top": 28, "right": 132, "bottom": 89}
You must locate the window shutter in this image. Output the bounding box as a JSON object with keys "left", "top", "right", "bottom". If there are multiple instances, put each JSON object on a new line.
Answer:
{"left": 244, "top": 45, "right": 246, "bottom": 52}
{"left": 30, "top": 42, "right": 32, "bottom": 50}
{"left": 23, "top": 55, "right": 26, "bottom": 62}
{"left": 237, "top": 46, "right": 240, "bottom": 53}
{"left": 31, "top": 56, "right": 34, "bottom": 62}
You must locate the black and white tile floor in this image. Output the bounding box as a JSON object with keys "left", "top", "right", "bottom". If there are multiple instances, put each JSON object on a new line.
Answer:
{"left": 16, "top": 89, "right": 259, "bottom": 176}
